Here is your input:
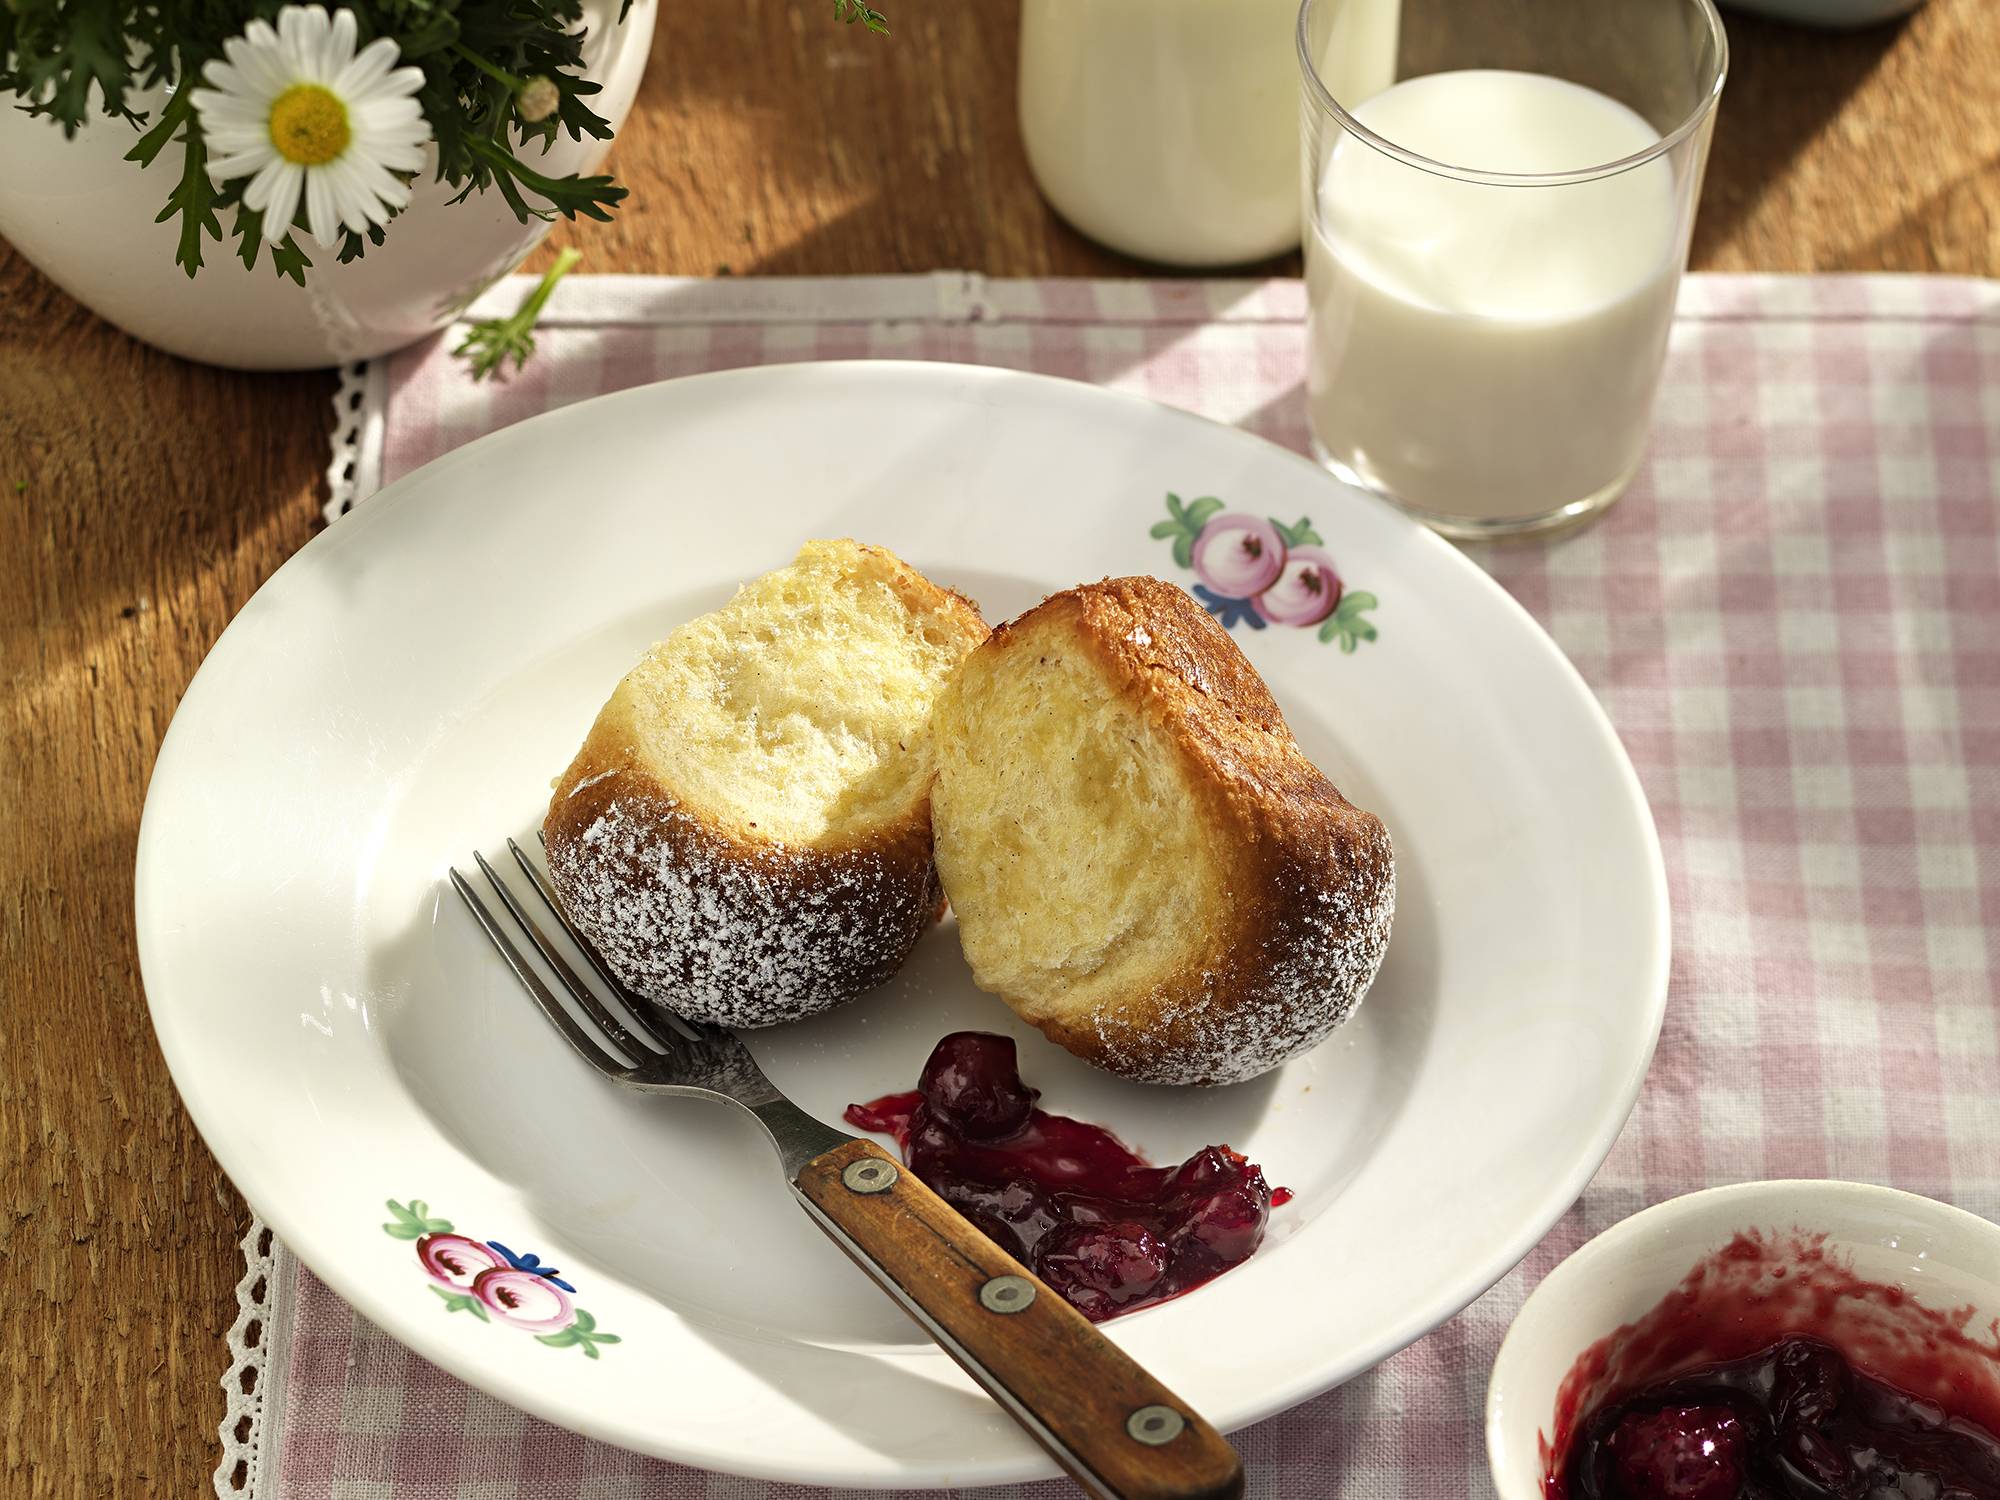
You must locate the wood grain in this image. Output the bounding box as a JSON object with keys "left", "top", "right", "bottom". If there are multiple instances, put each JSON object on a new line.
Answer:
{"left": 794, "top": 1139, "right": 1244, "bottom": 1500}
{"left": 1, "top": 1, "right": 1994, "bottom": 1494}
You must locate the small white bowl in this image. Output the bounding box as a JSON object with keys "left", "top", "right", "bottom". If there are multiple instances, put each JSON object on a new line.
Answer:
{"left": 1486, "top": 1179, "right": 2000, "bottom": 1500}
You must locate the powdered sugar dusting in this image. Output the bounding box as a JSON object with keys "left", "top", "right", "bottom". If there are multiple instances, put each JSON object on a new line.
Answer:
{"left": 545, "top": 795, "right": 938, "bottom": 1029}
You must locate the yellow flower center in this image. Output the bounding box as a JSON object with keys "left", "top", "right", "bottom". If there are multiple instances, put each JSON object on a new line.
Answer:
{"left": 267, "top": 84, "right": 350, "bottom": 166}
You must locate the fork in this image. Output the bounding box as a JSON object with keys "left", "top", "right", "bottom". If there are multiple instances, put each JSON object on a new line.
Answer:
{"left": 451, "top": 838, "right": 1245, "bottom": 1500}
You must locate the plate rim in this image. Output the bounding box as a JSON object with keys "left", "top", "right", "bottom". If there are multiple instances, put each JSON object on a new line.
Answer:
{"left": 136, "top": 358, "right": 1671, "bottom": 1485}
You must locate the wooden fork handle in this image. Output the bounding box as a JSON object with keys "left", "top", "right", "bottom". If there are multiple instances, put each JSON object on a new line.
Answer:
{"left": 792, "top": 1137, "right": 1245, "bottom": 1500}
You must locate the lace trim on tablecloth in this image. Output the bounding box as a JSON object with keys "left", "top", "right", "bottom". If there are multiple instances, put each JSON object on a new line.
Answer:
{"left": 324, "top": 360, "right": 387, "bottom": 523}
{"left": 214, "top": 1217, "right": 280, "bottom": 1497}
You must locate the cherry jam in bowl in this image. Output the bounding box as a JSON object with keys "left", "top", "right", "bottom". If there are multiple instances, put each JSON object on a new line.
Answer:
{"left": 1485, "top": 1181, "right": 2000, "bottom": 1500}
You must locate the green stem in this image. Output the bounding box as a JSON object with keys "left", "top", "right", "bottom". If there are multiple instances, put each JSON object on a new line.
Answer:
{"left": 452, "top": 44, "right": 528, "bottom": 92}
{"left": 520, "top": 246, "right": 582, "bottom": 322}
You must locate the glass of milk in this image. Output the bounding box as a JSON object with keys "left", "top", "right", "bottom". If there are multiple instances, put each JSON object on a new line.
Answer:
{"left": 1299, "top": 0, "right": 1728, "bottom": 537}
{"left": 1020, "top": 0, "right": 1400, "bottom": 266}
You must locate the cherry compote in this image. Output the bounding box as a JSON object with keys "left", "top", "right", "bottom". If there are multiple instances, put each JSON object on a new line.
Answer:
{"left": 844, "top": 1031, "right": 1282, "bottom": 1321}
{"left": 1563, "top": 1333, "right": 2000, "bottom": 1500}
{"left": 1549, "top": 1233, "right": 2000, "bottom": 1500}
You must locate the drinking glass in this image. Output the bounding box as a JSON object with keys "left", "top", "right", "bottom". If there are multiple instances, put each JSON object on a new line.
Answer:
{"left": 1298, "top": 0, "right": 1727, "bottom": 537}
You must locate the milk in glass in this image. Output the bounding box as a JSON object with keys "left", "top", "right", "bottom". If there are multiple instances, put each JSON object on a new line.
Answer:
{"left": 1306, "top": 70, "right": 1681, "bottom": 523}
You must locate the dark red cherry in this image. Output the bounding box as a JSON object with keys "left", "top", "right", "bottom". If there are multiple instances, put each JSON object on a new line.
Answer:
{"left": 917, "top": 1032, "right": 1037, "bottom": 1140}
{"left": 1035, "top": 1221, "right": 1169, "bottom": 1322}
{"left": 1607, "top": 1406, "right": 1747, "bottom": 1500}
{"left": 1776, "top": 1424, "right": 1850, "bottom": 1492}
{"left": 1163, "top": 1145, "right": 1241, "bottom": 1198}
{"left": 1177, "top": 1182, "right": 1268, "bottom": 1266}
{"left": 1772, "top": 1336, "right": 1848, "bottom": 1429}
{"left": 1163, "top": 1146, "right": 1270, "bottom": 1266}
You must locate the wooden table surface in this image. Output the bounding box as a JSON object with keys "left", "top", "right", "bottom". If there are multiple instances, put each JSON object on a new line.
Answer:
{"left": 2, "top": 1, "right": 1995, "bottom": 1493}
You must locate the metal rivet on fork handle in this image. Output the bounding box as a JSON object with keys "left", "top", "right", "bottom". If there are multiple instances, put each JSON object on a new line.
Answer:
{"left": 978, "top": 1275, "right": 1036, "bottom": 1314}
{"left": 1126, "top": 1405, "right": 1185, "bottom": 1446}
{"left": 841, "top": 1158, "right": 898, "bottom": 1194}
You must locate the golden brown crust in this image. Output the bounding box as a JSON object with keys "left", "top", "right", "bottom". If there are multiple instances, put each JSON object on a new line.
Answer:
{"left": 958, "top": 576, "right": 1394, "bottom": 1085}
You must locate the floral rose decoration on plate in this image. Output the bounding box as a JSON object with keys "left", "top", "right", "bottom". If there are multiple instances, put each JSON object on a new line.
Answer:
{"left": 382, "top": 1198, "right": 620, "bottom": 1356}
{"left": 1152, "top": 493, "right": 1380, "bottom": 652}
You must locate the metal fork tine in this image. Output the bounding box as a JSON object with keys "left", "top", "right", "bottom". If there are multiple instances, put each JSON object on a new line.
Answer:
{"left": 505, "top": 837, "right": 707, "bottom": 1047}
{"left": 449, "top": 867, "right": 632, "bottom": 1079}
{"left": 471, "top": 851, "right": 666, "bottom": 1060}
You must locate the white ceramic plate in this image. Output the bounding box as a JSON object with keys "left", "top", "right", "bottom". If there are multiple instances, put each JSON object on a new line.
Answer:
{"left": 136, "top": 362, "right": 1669, "bottom": 1488}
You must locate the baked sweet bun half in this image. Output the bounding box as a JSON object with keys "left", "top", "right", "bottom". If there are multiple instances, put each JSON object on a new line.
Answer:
{"left": 544, "top": 539, "right": 988, "bottom": 1028}
{"left": 930, "top": 575, "right": 1394, "bottom": 1085}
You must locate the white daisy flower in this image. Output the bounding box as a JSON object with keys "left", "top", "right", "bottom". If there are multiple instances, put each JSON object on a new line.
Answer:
{"left": 189, "top": 5, "right": 430, "bottom": 247}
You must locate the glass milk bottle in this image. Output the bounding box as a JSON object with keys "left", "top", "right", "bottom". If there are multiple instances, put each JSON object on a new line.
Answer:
{"left": 1299, "top": 0, "right": 1727, "bottom": 537}
{"left": 1020, "top": 0, "right": 1399, "bottom": 266}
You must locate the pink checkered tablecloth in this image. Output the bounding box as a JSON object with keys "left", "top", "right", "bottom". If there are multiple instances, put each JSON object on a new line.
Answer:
{"left": 224, "top": 272, "right": 2000, "bottom": 1499}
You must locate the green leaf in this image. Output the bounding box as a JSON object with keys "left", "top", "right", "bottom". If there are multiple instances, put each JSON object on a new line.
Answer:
{"left": 1148, "top": 520, "right": 1184, "bottom": 540}
{"left": 386, "top": 1198, "right": 450, "bottom": 1237}
{"left": 225, "top": 203, "right": 313, "bottom": 285}
{"left": 1171, "top": 536, "right": 1195, "bottom": 570}
{"left": 428, "top": 1286, "right": 486, "bottom": 1318}
{"left": 336, "top": 222, "right": 391, "bottom": 265}
{"left": 581, "top": 1341, "right": 601, "bottom": 1358}
{"left": 268, "top": 235, "right": 313, "bottom": 286}
{"left": 462, "top": 134, "right": 626, "bottom": 225}
{"left": 1317, "top": 594, "right": 1380, "bottom": 653}
{"left": 832, "top": 0, "right": 891, "bottom": 33}
{"left": 124, "top": 96, "right": 184, "bottom": 170}
{"left": 144, "top": 108, "right": 220, "bottom": 278}
{"left": 1164, "top": 492, "right": 1185, "bottom": 523}
{"left": 12, "top": 0, "right": 140, "bottom": 134}
{"left": 538, "top": 1309, "right": 622, "bottom": 1354}
{"left": 1272, "top": 516, "right": 1323, "bottom": 547}
{"left": 232, "top": 209, "right": 265, "bottom": 274}
{"left": 1184, "top": 497, "right": 1224, "bottom": 529}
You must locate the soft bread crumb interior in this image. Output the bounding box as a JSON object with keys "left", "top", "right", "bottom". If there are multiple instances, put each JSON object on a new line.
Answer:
{"left": 933, "top": 630, "right": 1224, "bottom": 1020}
{"left": 603, "top": 539, "right": 982, "bottom": 843}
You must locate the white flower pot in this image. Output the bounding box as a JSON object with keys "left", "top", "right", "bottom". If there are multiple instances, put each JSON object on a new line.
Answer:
{"left": 0, "top": 0, "right": 655, "bottom": 370}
